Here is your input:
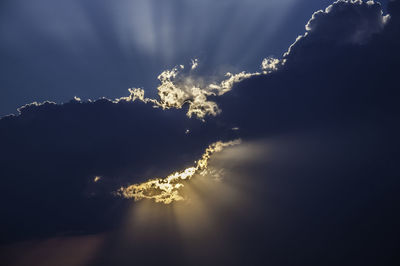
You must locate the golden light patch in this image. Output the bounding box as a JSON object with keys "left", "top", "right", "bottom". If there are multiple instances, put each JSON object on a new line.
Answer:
{"left": 116, "top": 140, "right": 241, "bottom": 204}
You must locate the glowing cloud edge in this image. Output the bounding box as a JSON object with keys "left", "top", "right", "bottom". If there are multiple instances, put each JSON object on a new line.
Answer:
{"left": 115, "top": 139, "right": 241, "bottom": 204}
{"left": 115, "top": 57, "right": 282, "bottom": 120}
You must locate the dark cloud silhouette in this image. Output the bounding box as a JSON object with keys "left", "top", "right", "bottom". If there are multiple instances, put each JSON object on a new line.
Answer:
{"left": 217, "top": 0, "right": 400, "bottom": 138}
{"left": 291, "top": 0, "right": 389, "bottom": 48}
{"left": 1, "top": 1, "right": 400, "bottom": 266}
{"left": 0, "top": 98, "right": 238, "bottom": 243}
{"left": 209, "top": 2, "right": 400, "bottom": 264}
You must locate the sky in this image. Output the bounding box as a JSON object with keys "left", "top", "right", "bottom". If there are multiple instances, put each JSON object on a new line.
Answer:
{"left": 0, "top": 1, "right": 399, "bottom": 266}
{"left": 0, "top": 0, "right": 390, "bottom": 116}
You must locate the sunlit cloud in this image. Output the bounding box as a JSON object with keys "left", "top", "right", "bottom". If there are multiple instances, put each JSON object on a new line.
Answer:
{"left": 110, "top": 139, "right": 265, "bottom": 264}
{"left": 108, "top": 141, "right": 258, "bottom": 265}
{"left": 73, "top": 96, "right": 82, "bottom": 102}
{"left": 190, "top": 59, "right": 199, "bottom": 70}
{"left": 261, "top": 57, "right": 282, "bottom": 73}
{"left": 12, "top": 56, "right": 277, "bottom": 121}
{"left": 116, "top": 139, "right": 241, "bottom": 204}
{"left": 115, "top": 58, "right": 279, "bottom": 119}
{"left": 116, "top": 62, "right": 222, "bottom": 119}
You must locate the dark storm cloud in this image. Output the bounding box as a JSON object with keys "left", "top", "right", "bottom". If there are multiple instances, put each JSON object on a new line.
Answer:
{"left": 289, "top": 0, "right": 389, "bottom": 50}
{"left": 1, "top": 1, "right": 400, "bottom": 265}
{"left": 0, "top": 97, "right": 238, "bottom": 243}
{"left": 208, "top": 2, "right": 400, "bottom": 264}
{"left": 216, "top": 0, "right": 400, "bottom": 139}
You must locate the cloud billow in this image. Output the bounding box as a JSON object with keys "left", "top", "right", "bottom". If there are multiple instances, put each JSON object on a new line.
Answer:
{"left": 216, "top": 0, "right": 400, "bottom": 138}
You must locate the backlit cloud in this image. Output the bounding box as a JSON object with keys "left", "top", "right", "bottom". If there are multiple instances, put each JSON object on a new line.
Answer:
{"left": 116, "top": 60, "right": 268, "bottom": 119}
{"left": 285, "top": 0, "right": 390, "bottom": 57}
{"left": 0, "top": 3, "right": 399, "bottom": 259}
{"left": 261, "top": 57, "right": 282, "bottom": 74}
{"left": 117, "top": 140, "right": 241, "bottom": 204}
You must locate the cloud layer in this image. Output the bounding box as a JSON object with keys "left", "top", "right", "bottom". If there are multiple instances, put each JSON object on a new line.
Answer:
{"left": 1, "top": 2, "right": 400, "bottom": 265}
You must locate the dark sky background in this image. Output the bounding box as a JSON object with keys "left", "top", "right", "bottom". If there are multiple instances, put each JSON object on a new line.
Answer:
{"left": 1, "top": 1, "right": 400, "bottom": 266}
